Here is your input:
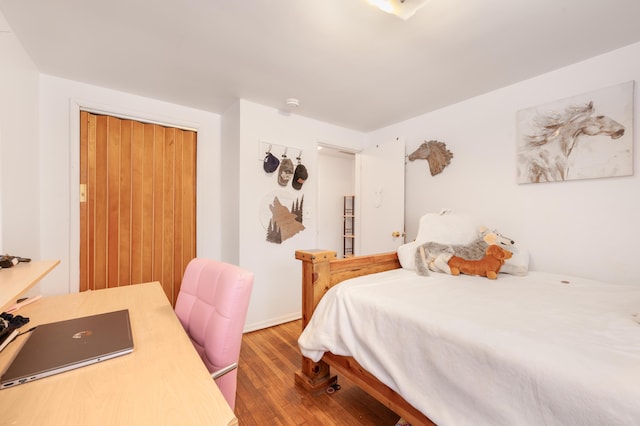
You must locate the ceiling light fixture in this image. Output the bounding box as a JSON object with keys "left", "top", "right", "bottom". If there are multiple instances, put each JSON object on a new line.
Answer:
{"left": 366, "top": 0, "right": 430, "bottom": 20}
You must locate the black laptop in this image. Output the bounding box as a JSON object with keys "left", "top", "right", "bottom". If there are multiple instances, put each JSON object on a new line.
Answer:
{"left": 0, "top": 309, "right": 134, "bottom": 389}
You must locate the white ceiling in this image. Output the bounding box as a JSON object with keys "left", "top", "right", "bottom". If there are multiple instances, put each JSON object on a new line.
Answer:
{"left": 2, "top": 0, "right": 640, "bottom": 132}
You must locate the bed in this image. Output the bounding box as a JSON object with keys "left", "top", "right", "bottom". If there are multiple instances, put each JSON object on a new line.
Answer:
{"left": 294, "top": 213, "right": 640, "bottom": 426}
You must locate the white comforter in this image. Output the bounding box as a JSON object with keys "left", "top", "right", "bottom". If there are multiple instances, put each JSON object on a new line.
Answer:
{"left": 298, "top": 269, "right": 640, "bottom": 426}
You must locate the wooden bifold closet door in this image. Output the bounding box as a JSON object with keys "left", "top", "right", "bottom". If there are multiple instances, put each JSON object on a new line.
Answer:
{"left": 79, "top": 111, "right": 197, "bottom": 306}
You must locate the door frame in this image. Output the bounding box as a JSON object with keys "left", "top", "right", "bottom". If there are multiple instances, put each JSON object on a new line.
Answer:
{"left": 316, "top": 143, "right": 357, "bottom": 257}
{"left": 316, "top": 139, "right": 406, "bottom": 256}
{"left": 68, "top": 99, "right": 204, "bottom": 294}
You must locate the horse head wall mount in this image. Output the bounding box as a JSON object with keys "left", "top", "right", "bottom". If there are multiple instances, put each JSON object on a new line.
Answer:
{"left": 408, "top": 140, "right": 454, "bottom": 176}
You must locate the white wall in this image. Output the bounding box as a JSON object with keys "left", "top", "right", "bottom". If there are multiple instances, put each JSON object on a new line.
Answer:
{"left": 0, "top": 12, "right": 40, "bottom": 256}
{"left": 221, "top": 101, "right": 241, "bottom": 265}
{"left": 369, "top": 41, "right": 640, "bottom": 286}
{"left": 38, "top": 75, "right": 222, "bottom": 296}
{"left": 232, "top": 100, "right": 366, "bottom": 331}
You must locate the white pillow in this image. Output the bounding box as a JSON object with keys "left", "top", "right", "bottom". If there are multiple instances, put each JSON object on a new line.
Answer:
{"left": 397, "top": 241, "right": 418, "bottom": 270}
{"left": 414, "top": 212, "right": 479, "bottom": 245}
{"left": 501, "top": 246, "right": 530, "bottom": 276}
{"left": 399, "top": 211, "right": 530, "bottom": 275}
{"left": 397, "top": 212, "right": 479, "bottom": 271}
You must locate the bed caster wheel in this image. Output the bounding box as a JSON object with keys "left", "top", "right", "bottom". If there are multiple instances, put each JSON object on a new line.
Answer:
{"left": 326, "top": 383, "right": 341, "bottom": 394}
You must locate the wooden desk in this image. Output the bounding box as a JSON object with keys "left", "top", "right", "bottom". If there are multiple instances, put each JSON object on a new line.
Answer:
{"left": 0, "top": 260, "right": 60, "bottom": 310}
{"left": 0, "top": 282, "right": 238, "bottom": 425}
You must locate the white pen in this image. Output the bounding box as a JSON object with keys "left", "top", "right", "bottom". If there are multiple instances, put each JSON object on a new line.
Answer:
{"left": 6, "top": 295, "right": 42, "bottom": 313}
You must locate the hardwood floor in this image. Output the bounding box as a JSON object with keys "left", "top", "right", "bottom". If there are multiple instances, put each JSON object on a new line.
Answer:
{"left": 235, "top": 320, "right": 403, "bottom": 425}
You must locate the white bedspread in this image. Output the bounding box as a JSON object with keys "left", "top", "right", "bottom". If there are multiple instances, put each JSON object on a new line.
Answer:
{"left": 298, "top": 269, "right": 640, "bottom": 426}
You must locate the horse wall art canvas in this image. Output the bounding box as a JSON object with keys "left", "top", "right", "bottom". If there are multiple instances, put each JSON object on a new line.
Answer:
{"left": 516, "top": 81, "right": 634, "bottom": 184}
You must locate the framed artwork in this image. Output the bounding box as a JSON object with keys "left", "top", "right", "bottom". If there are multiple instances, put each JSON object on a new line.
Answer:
{"left": 516, "top": 81, "right": 634, "bottom": 184}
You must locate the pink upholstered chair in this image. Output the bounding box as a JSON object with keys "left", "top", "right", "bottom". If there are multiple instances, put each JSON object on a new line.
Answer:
{"left": 174, "top": 258, "right": 254, "bottom": 410}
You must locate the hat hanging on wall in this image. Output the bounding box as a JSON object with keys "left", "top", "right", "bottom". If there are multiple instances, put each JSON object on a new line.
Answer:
{"left": 292, "top": 156, "right": 308, "bottom": 190}
{"left": 263, "top": 150, "right": 280, "bottom": 173}
{"left": 277, "top": 154, "right": 294, "bottom": 186}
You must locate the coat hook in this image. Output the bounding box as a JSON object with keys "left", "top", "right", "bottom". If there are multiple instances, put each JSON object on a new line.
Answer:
{"left": 283, "top": 147, "right": 288, "bottom": 157}
{"left": 266, "top": 144, "right": 272, "bottom": 154}
{"left": 296, "top": 150, "right": 303, "bottom": 163}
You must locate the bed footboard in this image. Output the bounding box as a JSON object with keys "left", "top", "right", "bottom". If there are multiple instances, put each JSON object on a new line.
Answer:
{"left": 294, "top": 249, "right": 401, "bottom": 392}
{"left": 295, "top": 249, "right": 401, "bottom": 325}
{"left": 294, "top": 250, "right": 433, "bottom": 425}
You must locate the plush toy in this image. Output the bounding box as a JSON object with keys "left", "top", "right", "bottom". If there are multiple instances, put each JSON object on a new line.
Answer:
{"left": 415, "top": 226, "right": 515, "bottom": 276}
{"left": 448, "top": 245, "right": 513, "bottom": 279}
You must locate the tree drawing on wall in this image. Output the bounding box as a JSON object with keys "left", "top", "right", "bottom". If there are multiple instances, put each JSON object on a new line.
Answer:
{"left": 291, "top": 195, "right": 304, "bottom": 223}
{"left": 266, "top": 195, "right": 305, "bottom": 244}
{"left": 266, "top": 219, "right": 282, "bottom": 244}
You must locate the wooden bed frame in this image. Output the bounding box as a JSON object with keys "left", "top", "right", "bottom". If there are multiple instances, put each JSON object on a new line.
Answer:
{"left": 294, "top": 249, "right": 436, "bottom": 426}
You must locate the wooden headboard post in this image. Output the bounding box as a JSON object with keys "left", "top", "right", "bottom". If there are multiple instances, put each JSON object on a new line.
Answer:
{"left": 294, "top": 249, "right": 338, "bottom": 392}
{"left": 295, "top": 249, "right": 337, "bottom": 326}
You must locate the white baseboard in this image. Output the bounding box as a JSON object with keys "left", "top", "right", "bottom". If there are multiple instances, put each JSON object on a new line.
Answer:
{"left": 243, "top": 311, "right": 301, "bottom": 333}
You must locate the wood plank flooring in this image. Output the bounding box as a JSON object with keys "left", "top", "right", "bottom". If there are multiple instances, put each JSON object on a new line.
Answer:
{"left": 235, "top": 319, "right": 403, "bottom": 425}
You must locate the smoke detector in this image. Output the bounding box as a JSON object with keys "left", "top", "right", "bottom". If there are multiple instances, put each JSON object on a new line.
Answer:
{"left": 285, "top": 98, "right": 300, "bottom": 109}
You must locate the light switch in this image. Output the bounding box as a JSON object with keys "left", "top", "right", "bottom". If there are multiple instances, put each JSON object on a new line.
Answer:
{"left": 80, "top": 184, "right": 87, "bottom": 203}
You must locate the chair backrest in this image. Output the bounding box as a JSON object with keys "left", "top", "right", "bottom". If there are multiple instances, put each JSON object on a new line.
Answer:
{"left": 174, "top": 258, "right": 254, "bottom": 410}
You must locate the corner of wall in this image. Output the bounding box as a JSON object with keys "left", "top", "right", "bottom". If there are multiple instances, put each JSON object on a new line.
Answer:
{"left": 0, "top": 10, "right": 41, "bottom": 258}
{"left": 220, "top": 101, "right": 241, "bottom": 264}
